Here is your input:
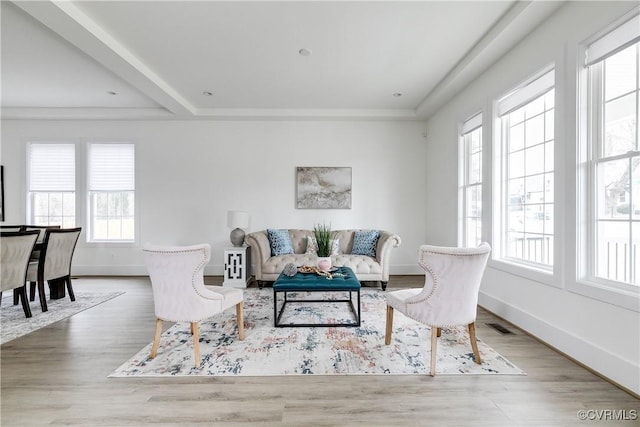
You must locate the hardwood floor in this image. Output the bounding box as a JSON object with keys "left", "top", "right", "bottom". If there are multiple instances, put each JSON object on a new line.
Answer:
{"left": 1, "top": 276, "right": 638, "bottom": 426}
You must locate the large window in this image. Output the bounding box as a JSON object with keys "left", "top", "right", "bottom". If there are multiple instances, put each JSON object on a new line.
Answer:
{"left": 27, "top": 143, "right": 76, "bottom": 227}
{"left": 497, "top": 68, "right": 555, "bottom": 269}
{"left": 586, "top": 13, "right": 639, "bottom": 286}
{"left": 88, "top": 143, "right": 135, "bottom": 242}
{"left": 459, "top": 113, "right": 483, "bottom": 248}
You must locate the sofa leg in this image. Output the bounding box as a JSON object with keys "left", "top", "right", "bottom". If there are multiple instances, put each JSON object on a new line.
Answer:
{"left": 381, "top": 281, "right": 388, "bottom": 291}
{"left": 258, "top": 280, "right": 264, "bottom": 289}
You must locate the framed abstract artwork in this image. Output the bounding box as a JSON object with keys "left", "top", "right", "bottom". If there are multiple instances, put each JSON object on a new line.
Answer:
{"left": 296, "top": 167, "right": 352, "bottom": 209}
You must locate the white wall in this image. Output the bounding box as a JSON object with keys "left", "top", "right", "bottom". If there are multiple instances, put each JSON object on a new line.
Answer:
{"left": 425, "top": 1, "right": 639, "bottom": 394}
{"left": 1, "top": 119, "right": 427, "bottom": 276}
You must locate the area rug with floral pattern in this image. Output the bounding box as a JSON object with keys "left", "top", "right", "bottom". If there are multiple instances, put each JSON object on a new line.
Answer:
{"left": 110, "top": 289, "right": 525, "bottom": 377}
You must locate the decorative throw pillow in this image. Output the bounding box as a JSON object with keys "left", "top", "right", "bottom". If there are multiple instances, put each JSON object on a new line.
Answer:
{"left": 330, "top": 238, "right": 341, "bottom": 256}
{"left": 351, "top": 230, "right": 380, "bottom": 257}
{"left": 267, "top": 229, "right": 294, "bottom": 256}
{"left": 305, "top": 235, "right": 317, "bottom": 255}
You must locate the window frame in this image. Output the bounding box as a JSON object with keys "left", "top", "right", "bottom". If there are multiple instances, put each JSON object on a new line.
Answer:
{"left": 492, "top": 66, "right": 558, "bottom": 285}
{"left": 86, "top": 142, "right": 137, "bottom": 244}
{"left": 576, "top": 9, "right": 640, "bottom": 311}
{"left": 458, "top": 112, "right": 483, "bottom": 248}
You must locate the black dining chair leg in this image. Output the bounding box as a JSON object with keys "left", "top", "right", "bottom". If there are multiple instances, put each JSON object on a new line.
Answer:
{"left": 29, "top": 282, "right": 37, "bottom": 302}
{"left": 37, "top": 279, "right": 48, "bottom": 312}
{"left": 66, "top": 276, "right": 75, "bottom": 302}
{"left": 18, "top": 286, "right": 32, "bottom": 318}
{"left": 13, "top": 289, "right": 20, "bottom": 305}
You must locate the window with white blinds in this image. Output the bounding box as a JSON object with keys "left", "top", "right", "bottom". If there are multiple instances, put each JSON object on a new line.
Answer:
{"left": 496, "top": 67, "right": 555, "bottom": 270}
{"left": 584, "top": 9, "right": 640, "bottom": 289}
{"left": 27, "top": 143, "right": 76, "bottom": 226}
{"left": 88, "top": 143, "right": 135, "bottom": 242}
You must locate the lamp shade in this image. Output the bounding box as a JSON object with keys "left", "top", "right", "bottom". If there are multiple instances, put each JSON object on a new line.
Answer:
{"left": 227, "top": 211, "right": 249, "bottom": 229}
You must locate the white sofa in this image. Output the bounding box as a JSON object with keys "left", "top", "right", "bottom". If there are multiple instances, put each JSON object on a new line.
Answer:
{"left": 245, "top": 229, "right": 401, "bottom": 290}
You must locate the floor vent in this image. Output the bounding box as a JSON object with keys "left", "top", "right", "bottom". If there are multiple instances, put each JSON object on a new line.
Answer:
{"left": 486, "top": 323, "right": 513, "bottom": 334}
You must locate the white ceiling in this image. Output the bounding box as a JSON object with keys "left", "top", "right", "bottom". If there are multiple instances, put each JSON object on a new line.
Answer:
{"left": 1, "top": 1, "right": 564, "bottom": 120}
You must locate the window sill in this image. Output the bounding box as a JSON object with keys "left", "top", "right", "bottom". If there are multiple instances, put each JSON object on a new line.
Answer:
{"left": 488, "top": 258, "right": 560, "bottom": 288}
{"left": 569, "top": 279, "right": 640, "bottom": 312}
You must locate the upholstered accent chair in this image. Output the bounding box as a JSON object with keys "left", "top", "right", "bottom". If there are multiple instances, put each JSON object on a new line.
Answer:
{"left": 1, "top": 231, "right": 39, "bottom": 318}
{"left": 142, "top": 243, "right": 245, "bottom": 368}
{"left": 385, "top": 243, "right": 491, "bottom": 376}
{"left": 26, "top": 227, "right": 82, "bottom": 312}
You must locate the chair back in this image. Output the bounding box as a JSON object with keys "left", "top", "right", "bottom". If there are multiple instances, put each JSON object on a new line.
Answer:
{"left": 142, "top": 243, "right": 223, "bottom": 322}
{"left": 39, "top": 228, "right": 82, "bottom": 280}
{"left": 409, "top": 243, "right": 491, "bottom": 326}
{"left": 24, "top": 225, "right": 61, "bottom": 243}
{"left": 1, "top": 231, "right": 39, "bottom": 292}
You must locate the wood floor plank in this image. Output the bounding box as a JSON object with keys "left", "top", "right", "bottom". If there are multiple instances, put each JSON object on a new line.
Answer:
{"left": 1, "top": 276, "right": 638, "bottom": 426}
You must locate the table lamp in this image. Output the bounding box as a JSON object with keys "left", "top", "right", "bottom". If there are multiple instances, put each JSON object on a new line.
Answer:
{"left": 227, "top": 210, "right": 249, "bottom": 246}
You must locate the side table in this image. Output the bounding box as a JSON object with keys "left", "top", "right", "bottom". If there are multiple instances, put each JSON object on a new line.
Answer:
{"left": 223, "top": 246, "right": 252, "bottom": 288}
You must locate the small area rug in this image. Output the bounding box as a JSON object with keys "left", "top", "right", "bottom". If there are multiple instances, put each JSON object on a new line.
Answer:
{"left": 110, "top": 289, "right": 524, "bottom": 377}
{"left": 1, "top": 290, "right": 124, "bottom": 344}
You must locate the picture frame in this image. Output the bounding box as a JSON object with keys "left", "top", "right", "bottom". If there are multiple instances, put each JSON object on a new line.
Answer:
{"left": 296, "top": 166, "right": 352, "bottom": 209}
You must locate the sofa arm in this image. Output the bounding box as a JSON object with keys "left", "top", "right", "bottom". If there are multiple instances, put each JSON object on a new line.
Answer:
{"left": 376, "top": 231, "right": 401, "bottom": 280}
{"left": 246, "top": 231, "right": 271, "bottom": 280}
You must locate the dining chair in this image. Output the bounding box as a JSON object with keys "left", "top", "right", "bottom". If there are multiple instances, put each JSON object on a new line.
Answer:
{"left": 384, "top": 242, "right": 491, "bottom": 376}
{"left": 1, "top": 231, "right": 40, "bottom": 318}
{"left": 143, "top": 243, "right": 245, "bottom": 368}
{"left": 0, "top": 225, "right": 25, "bottom": 232}
{"left": 26, "top": 227, "right": 82, "bottom": 312}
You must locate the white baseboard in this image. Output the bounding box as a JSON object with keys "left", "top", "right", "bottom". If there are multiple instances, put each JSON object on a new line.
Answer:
{"left": 479, "top": 292, "right": 640, "bottom": 395}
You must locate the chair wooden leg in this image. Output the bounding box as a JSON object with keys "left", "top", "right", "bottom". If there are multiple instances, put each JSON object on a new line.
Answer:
{"left": 236, "top": 302, "right": 245, "bottom": 341}
{"left": 192, "top": 322, "right": 201, "bottom": 368}
{"left": 437, "top": 327, "right": 442, "bottom": 337}
{"left": 385, "top": 305, "right": 394, "bottom": 345}
{"left": 37, "top": 279, "right": 48, "bottom": 312}
{"left": 468, "top": 322, "right": 482, "bottom": 365}
{"left": 19, "top": 286, "right": 32, "bottom": 318}
{"left": 66, "top": 276, "right": 76, "bottom": 301}
{"left": 150, "top": 319, "right": 163, "bottom": 359}
{"left": 430, "top": 327, "right": 438, "bottom": 376}
{"left": 30, "top": 282, "right": 36, "bottom": 301}
{"left": 13, "top": 289, "right": 19, "bottom": 305}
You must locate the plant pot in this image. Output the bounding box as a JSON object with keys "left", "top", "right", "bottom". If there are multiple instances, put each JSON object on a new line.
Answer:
{"left": 317, "top": 257, "right": 332, "bottom": 272}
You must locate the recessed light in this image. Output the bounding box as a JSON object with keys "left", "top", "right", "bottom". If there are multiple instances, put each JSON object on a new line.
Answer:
{"left": 393, "top": 92, "right": 402, "bottom": 97}
{"left": 298, "top": 48, "right": 312, "bottom": 57}
{"left": 107, "top": 91, "right": 117, "bottom": 95}
{"left": 203, "top": 91, "right": 213, "bottom": 96}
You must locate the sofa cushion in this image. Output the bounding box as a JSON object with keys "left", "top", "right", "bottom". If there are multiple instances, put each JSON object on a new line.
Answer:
{"left": 351, "top": 230, "right": 380, "bottom": 257}
{"left": 267, "top": 229, "right": 294, "bottom": 256}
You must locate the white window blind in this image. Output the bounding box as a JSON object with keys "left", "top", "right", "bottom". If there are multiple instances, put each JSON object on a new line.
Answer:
{"left": 29, "top": 143, "right": 75, "bottom": 191}
{"left": 585, "top": 12, "right": 640, "bottom": 66}
{"left": 462, "top": 112, "right": 482, "bottom": 134}
{"left": 497, "top": 68, "right": 555, "bottom": 116}
{"left": 88, "top": 143, "right": 135, "bottom": 191}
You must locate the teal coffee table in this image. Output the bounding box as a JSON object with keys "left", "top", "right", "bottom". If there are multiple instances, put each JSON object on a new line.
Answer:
{"left": 272, "top": 266, "right": 361, "bottom": 327}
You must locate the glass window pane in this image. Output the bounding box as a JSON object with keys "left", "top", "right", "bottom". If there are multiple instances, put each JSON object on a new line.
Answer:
{"left": 509, "top": 122, "right": 525, "bottom": 152}
{"left": 545, "top": 110, "right": 554, "bottom": 142}
{"left": 598, "top": 159, "right": 629, "bottom": 219}
{"left": 604, "top": 44, "right": 637, "bottom": 101}
{"left": 470, "top": 152, "right": 481, "bottom": 183}
{"left": 509, "top": 150, "right": 525, "bottom": 179}
{"left": 603, "top": 93, "right": 637, "bottom": 157}
{"left": 525, "top": 96, "right": 545, "bottom": 118}
{"left": 526, "top": 144, "right": 545, "bottom": 176}
{"left": 596, "top": 220, "right": 630, "bottom": 282}
{"left": 525, "top": 114, "right": 545, "bottom": 147}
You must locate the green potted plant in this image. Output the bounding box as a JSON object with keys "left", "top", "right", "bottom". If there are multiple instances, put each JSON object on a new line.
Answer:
{"left": 313, "top": 222, "right": 332, "bottom": 271}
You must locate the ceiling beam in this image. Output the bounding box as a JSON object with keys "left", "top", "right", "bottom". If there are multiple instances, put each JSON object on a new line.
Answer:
{"left": 11, "top": 0, "right": 195, "bottom": 117}
{"left": 415, "top": 0, "right": 565, "bottom": 119}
